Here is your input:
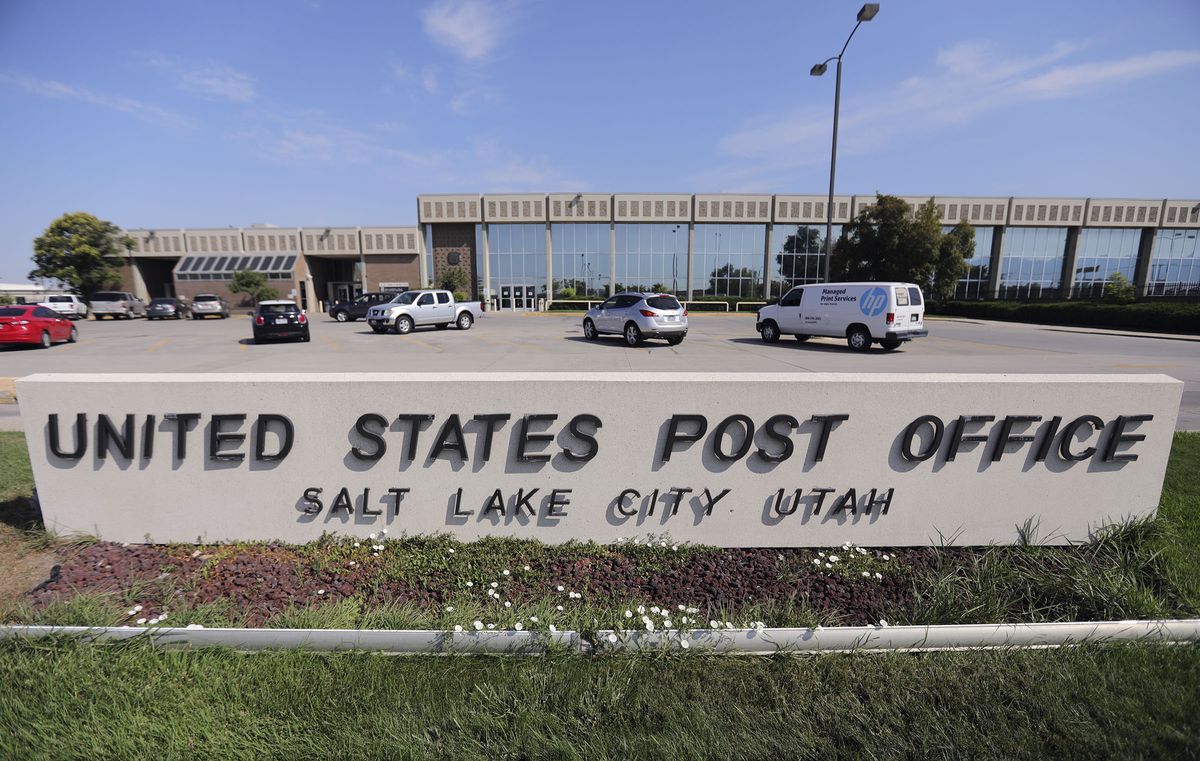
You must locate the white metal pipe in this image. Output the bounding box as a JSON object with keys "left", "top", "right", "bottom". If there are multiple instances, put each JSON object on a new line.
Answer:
{"left": 3, "top": 620, "right": 1197, "bottom": 655}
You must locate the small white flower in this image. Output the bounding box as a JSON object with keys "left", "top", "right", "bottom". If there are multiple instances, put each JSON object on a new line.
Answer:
{"left": 445, "top": 606, "right": 454, "bottom": 612}
{"left": 663, "top": 619, "right": 673, "bottom": 628}
{"left": 651, "top": 606, "right": 660, "bottom": 614}
{"left": 348, "top": 561, "right": 357, "bottom": 567}
{"left": 448, "top": 548, "right": 455, "bottom": 554}
{"left": 127, "top": 609, "right": 137, "bottom": 617}
{"left": 490, "top": 582, "right": 499, "bottom": 589}
{"left": 637, "top": 605, "right": 646, "bottom": 615}
{"left": 514, "top": 622, "right": 524, "bottom": 631}
{"left": 829, "top": 555, "right": 840, "bottom": 562}
{"left": 645, "top": 621, "right": 655, "bottom": 631}
{"left": 818, "top": 552, "right": 826, "bottom": 558}
{"left": 677, "top": 604, "right": 686, "bottom": 611}
{"left": 523, "top": 565, "right": 530, "bottom": 571}
{"left": 687, "top": 607, "right": 698, "bottom": 614}
{"left": 725, "top": 622, "right": 735, "bottom": 630}
{"left": 487, "top": 623, "right": 495, "bottom": 630}
{"left": 875, "top": 572, "right": 883, "bottom": 580}
{"left": 185, "top": 623, "right": 204, "bottom": 630}
{"left": 504, "top": 601, "right": 512, "bottom": 608}
{"left": 353, "top": 542, "right": 360, "bottom": 548}
{"left": 754, "top": 621, "right": 765, "bottom": 631}
{"left": 824, "top": 563, "right": 832, "bottom": 569}
{"left": 454, "top": 625, "right": 463, "bottom": 633}
{"left": 466, "top": 581, "right": 474, "bottom": 588}
{"left": 136, "top": 618, "right": 147, "bottom": 625}
{"left": 862, "top": 571, "right": 870, "bottom": 578}
{"left": 607, "top": 633, "right": 618, "bottom": 643}
{"left": 625, "top": 610, "right": 633, "bottom": 618}
{"left": 549, "top": 624, "right": 557, "bottom": 633}
{"left": 812, "top": 559, "right": 820, "bottom": 566}
{"left": 473, "top": 621, "right": 484, "bottom": 631}
{"left": 709, "top": 620, "right": 719, "bottom": 628}
{"left": 882, "top": 554, "right": 891, "bottom": 561}
{"left": 368, "top": 533, "right": 376, "bottom": 540}
{"left": 556, "top": 605, "right": 564, "bottom": 611}
{"left": 503, "top": 569, "right": 510, "bottom": 576}
{"left": 529, "top": 616, "right": 538, "bottom": 623}
{"left": 660, "top": 541, "right": 667, "bottom": 547}
{"left": 556, "top": 585, "right": 565, "bottom": 592}
{"left": 191, "top": 550, "right": 201, "bottom": 558}
{"left": 381, "top": 528, "right": 388, "bottom": 535}
{"left": 317, "top": 589, "right": 325, "bottom": 595}
{"left": 879, "top": 619, "right": 890, "bottom": 628}
{"left": 680, "top": 640, "right": 690, "bottom": 650}
{"left": 671, "top": 545, "right": 678, "bottom": 551}
{"left": 681, "top": 616, "right": 689, "bottom": 624}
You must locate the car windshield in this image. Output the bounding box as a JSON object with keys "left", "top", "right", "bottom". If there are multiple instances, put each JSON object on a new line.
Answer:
{"left": 645, "top": 296, "right": 681, "bottom": 311}
{"left": 260, "top": 304, "right": 298, "bottom": 315}
{"left": 194, "top": 295, "right": 219, "bottom": 302}
{"left": 389, "top": 292, "right": 419, "bottom": 305}
{"left": 150, "top": 298, "right": 174, "bottom": 306}
{"left": 91, "top": 292, "right": 121, "bottom": 301}
{"left": 48, "top": 296, "right": 73, "bottom": 302}
{"left": 0, "top": 307, "right": 28, "bottom": 317}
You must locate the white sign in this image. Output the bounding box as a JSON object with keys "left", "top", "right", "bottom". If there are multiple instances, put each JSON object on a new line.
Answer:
{"left": 17, "top": 373, "right": 1182, "bottom": 546}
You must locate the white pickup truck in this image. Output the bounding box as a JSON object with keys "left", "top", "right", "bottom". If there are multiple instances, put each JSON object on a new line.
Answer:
{"left": 366, "top": 289, "right": 483, "bottom": 335}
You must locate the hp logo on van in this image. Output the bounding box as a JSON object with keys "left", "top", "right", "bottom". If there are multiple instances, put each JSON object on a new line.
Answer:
{"left": 860, "top": 287, "right": 888, "bottom": 317}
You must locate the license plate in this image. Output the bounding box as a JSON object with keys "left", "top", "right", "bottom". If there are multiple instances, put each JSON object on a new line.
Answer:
{"left": 664, "top": 316, "right": 676, "bottom": 322}
{"left": 275, "top": 318, "right": 288, "bottom": 325}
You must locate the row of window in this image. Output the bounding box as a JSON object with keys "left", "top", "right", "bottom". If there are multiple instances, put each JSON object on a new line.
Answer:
{"left": 176, "top": 255, "right": 297, "bottom": 274}
{"left": 176, "top": 272, "right": 293, "bottom": 281}
{"left": 440, "top": 223, "right": 1200, "bottom": 300}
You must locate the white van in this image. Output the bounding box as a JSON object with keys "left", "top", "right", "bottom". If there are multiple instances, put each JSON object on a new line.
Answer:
{"left": 755, "top": 282, "right": 927, "bottom": 352}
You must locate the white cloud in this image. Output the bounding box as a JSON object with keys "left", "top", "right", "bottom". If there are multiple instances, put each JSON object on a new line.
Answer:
{"left": 420, "top": 66, "right": 441, "bottom": 94}
{"left": 391, "top": 61, "right": 440, "bottom": 94}
{"left": 705, "top": 41, "right": 1200, "bottom": 191}
{"left": 422, "top": 0, "right": 511, "bottom": 61}
{"left": 0, "top": 72, "right": 194, "bottom": 129}
{"left": 144, "top": 54, "right": 257, "bottom": 103}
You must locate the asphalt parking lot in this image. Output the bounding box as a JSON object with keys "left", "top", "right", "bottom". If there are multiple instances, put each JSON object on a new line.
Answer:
{"left": 2, "top": 311, "right": 1197, "bottom": 429}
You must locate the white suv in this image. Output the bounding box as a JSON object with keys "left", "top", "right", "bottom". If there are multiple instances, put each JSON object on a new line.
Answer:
{"left": 40, "top": 294, "right": 89, "bottom": 320}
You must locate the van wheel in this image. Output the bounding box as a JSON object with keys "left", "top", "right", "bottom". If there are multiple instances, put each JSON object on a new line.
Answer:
{"left": 847, "top": 326, "right": 872, "bottom": 352}
{"left": 794, "top": 335, "right": 811, "bottom": 342}
{"left": 623, "top": 322, "right": 643, "bottom": 347}
{"left": 881, "top": 339, "right": 901, "bottom": 351}
{"left": 759, "top": 321, "right": 780, "bottom": 343}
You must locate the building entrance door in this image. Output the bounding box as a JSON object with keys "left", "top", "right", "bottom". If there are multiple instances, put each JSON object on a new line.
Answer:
{"left": 499, "top": 284, "right": 537, "bottom": 311}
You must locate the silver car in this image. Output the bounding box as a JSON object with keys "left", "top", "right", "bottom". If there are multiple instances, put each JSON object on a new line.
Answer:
{"left": 582, "top": 292, "right": 688, "bottom": 346}
{"left": 191, "top": 294, "right": 230, "bottom": 319}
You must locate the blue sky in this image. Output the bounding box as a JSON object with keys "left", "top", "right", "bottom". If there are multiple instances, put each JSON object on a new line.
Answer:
{"left": 1, "top": 0, "right": 1198, "bottom": 281}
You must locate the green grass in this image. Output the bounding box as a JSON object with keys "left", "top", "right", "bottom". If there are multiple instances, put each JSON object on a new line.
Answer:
{"left": 1156, "top": 432, "right": 1200, "bottom": 609}
{"left": 0, "top": 430, "right": 33, "bottom": 506}
{"left": 0, "top": 639, "right": 1196, "bottom": 759}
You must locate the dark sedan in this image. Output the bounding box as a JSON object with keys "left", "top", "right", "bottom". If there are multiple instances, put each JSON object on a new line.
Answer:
{"left": 328, "top": 291, "right": 396, "bottom": 322}
{"left": 253, "top": 300, "right": 310, "bottom": 343}
{"left": 147, "top": 297, "right": 190, "bottom": 320}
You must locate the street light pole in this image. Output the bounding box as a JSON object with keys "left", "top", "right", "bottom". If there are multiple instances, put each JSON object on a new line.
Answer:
{"left": 812, "top": 3, "right": 879, "bottom": 284}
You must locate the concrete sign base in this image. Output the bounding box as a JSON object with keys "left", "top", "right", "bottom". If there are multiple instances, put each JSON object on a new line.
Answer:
{"left": 17, "top": 373, "right": 1182, "bottom": 546}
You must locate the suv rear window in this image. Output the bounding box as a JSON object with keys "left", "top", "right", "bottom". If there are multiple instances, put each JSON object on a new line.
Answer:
{"left": 907, "top": 287, "right": 923, "bottom": 306}
{"left": 151, "top": 298, "right": 175, "bottom": 305}
{"left": 259, "top": 303, "right": 298, "bottom": 315}
{"left": 645, "top": 296, "right": 681, "bottom": 310}
{"left": 48, "top": 296, "right": 73, "bottom": 302}
{"left": 194, "top": 295, "right": 219, "bottom": 302}
{"left": 91, "top": 292, "right": 122, "bottom": 301}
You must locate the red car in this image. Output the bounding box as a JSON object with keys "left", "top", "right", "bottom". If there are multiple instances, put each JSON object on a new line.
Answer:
{"left": 0, "top": 305, "right": 78, "bottom": 348}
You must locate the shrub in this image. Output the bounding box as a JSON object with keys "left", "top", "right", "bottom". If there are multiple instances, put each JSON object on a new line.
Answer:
{"left": 452, "top": 291, "right": 469, "bottom": 302}
{"left": 1103, "top": 273, "right": 1137, "bottom": 305}
{"left": 557, "top": 287, "right": 577, "bottom": 300}
{"left": 0, "top": 294, "right": 14, "bottom": 305}
{"left": 439, "top": 267, "right": 469, "bottom": 294}
{"left": 932, "top": 300, "right": 1200, "bottom": 334}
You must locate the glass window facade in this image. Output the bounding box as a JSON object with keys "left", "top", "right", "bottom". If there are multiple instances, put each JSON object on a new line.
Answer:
{"left": 551, "top": 223, "right": 610, "bottom": 298}
{"left": 487, "top": 223, "right": 547, "bottom": 301}
{"left": 1073, "top": 228, "right": 1140, "bottom": 298}
{"left": 948, "top": 226, "right": 994, "bottom": 300}
{"left": 615, "top": 224, "right": 687, "bottom": 295}
{"left": 770, "top": 224, "right": 838, "bottom": 296}
{"left": 1148, "top": 228, "right": 1200, "bottom": 296}
{"left": 693, "top": 223, "right": 767, "bottom": 298}
{"left": 999, "top": 227, "right": 1067, "bottom": 299}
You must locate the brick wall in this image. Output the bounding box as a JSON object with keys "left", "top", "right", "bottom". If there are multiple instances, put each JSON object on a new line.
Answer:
{"left": 364, "top": 254, "right": 419, "bottom": 291}
{"left": 430, "top": 223, "right": 477, "bottom": 298}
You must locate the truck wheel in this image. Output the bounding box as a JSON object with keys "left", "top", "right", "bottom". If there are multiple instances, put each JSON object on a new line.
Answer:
{"left": 623, "top": 322, "right": 643, "bottom": 347}
{"left": 881, "top": 339, "right": 901, "bottom": 351}
{"left": 583, "top": 319, "right": 598, "bottom": 340}
{"left": 794, "top": 335, "right": 811, "bottom": 342}
{"left": 457, "top": 313, "right": 474, "bottom": 330}
{"left": 394, "top": 315, "right": 414, "bottom": 335}
{"left": 334, "top": 311, "right": 348, "bottom": 322}
{"left": 760, "top": 321, "right": 780, "bottom": 343}
{"left": 847, "top": 326, "right": 872, "bottom": 352}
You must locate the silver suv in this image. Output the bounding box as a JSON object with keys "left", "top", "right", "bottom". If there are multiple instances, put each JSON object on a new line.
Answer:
{"left": 583, "top": 292, "right": 688, "bottom": 346}
{"left": 191, "top": 294, "right": 230, "bottom": 319}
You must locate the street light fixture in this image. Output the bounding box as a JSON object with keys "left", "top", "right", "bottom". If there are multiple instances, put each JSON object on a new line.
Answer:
{"left": 811, "top": 3, "right": 879, "bottom": 283}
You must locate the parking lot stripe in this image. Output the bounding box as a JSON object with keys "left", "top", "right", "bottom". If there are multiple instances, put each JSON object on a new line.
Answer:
{"left": 408, "top": 336, "right": 444, "bottom": 353}
{"left": 146, "top": 339, "right": 169, "bottom": 353}
{"left": 322, "top": 336, "right": 342, "bottom": 353}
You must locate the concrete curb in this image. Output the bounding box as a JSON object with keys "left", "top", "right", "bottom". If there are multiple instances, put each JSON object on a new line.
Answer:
{"left": 4, "top": 619, "right": 1198, "bottom": 655}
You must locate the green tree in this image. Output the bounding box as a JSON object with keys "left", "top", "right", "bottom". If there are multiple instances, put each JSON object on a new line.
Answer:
{"left": 932, "top": 220, "right": 975, "bottom": 303}
{"left": 707, "top": 264, "right": 761, "bottom": 298}
{"left": 229, "top": 269, "right": 277, "bottom": 305}
{"left": 30, "top": 212, "right": 124, "bottom": 300}
{"left": 1103, "top": 272, "right": 1137, "bottom": 304}
{"left": 0, "top": 294, "right": 14, "bottom": 305}
{"left": 830, "top": 194, "right": 944, "bottom": 292}
{"left": 439, "top": 267, "right": 469, "bottom": 295}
